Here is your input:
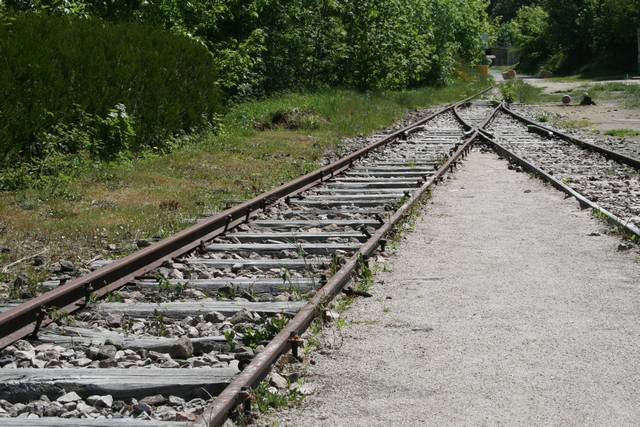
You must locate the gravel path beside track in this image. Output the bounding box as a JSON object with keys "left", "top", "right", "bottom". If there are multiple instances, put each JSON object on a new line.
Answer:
{"left": 277, "top": 151, "right": 640, "bottom": 426}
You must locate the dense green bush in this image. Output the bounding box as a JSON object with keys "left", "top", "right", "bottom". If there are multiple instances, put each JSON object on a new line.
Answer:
{"left": 507, "top": 5, "right": 549, "bottom": 72}
{"left": 0, "top": 12, "right": 221, "bottom": 164}
{"left": 491, "top": 0, "right": 640, "bottom": 74}
{"left": 4, "top": 0, "right": 491, "bottom": 96}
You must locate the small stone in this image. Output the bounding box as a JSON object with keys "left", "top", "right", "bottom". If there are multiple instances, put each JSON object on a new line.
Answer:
{"left": 161, "top": 359, "right": 180, "bottom": 368}
{"left": 148, "top": 351, "right": 170, "bottom": 361}
{"left": 87, "top": 395, "right": 113, "bottom": 408}
{"left": 294, "top": 382, "right": 315, "bottom": 395}
{"left": 14, "top": 341, "right": 34, "bottom": 351}
{"left": 136, "top": 239, "right": 152, "bottom": 248}
{"left": 26, "top": 400, "right": 47, "bottom": 416}
{"left": 168, "top": 395, "right": 185, "bottom": 406}
{"left": 76, "top": 402, "right": 97, "bottom": 415}
{"left": 618, "top": 243, "right": 632, "bottom": 251}
{"left": 269, "top": 372, "right": 288, "bottom": 389}
{"left": 14, "top": 350, "right": 35, "bottom": 361}
{"left": 140, "top": 394, "right": 166, "bottom": 406}
{"left": 204, "top": 311, "right": 226, "bottom": 323}
{"left": 75, "top": 357, "right": 93, "bottom": 367}
{"left": 44, "top": 402, "right": 65, "bottom": 417}
{"left": 63, "top": 402, "right": 77, "bottom": 411}
{"left": 184, "top": 288, "right": 206, "bottom": 299}
{"left": 324, "top": 310, "right": 340, "bottom": 321}
{"left": 134, "top": 402, "right": 152, "bottom": 415}
{"left": 229, "top": 309, "right": 253, "bottom": 324}
{"left": 154, "top": 405, "right": 177, "bottom": 421}
{"left": 191, "top": 358, "right": 209, "bottom": 367}
{"left": 61, "top": 409, "right": 80, "bottom": 418}
{"left": 88, "top": 344, "right": 117, "bottom": 360}
{"left": 32, "top": 255, "right": 45, "bottom": 266}
{"left": 59, "top": 260, "right": 75, "bottom": 272}
{"left": 234, "top": 347, "right": 254, "bottom": 361}
{"left": 98, "top": 358, "right": 117, "bottom": 368}
{"left": 56, "top": 391, "right": 82, "bottom": 404}
{"left": 176, "top": 411, "right": 197, "bottom": 421}
{"left": 12, "top": 403, "right": 27, "bottom": 415}
{"left": 217, "top": 353, "right": 234, "bottom": 362}
{"left": 169, "top": 269, "right": 184, "bottom": 280}
{"left": 172, "top": 337, "right": 193, "bottom": 359}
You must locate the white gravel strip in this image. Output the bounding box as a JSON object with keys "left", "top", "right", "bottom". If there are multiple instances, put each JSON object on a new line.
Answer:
{"left": 277, "top": 151, "right": 640, "bottom": 426}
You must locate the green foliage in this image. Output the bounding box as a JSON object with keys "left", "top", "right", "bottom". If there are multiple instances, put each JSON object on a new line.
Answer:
{"left": 355, "top": 255, "right": 373, "bottom": 293}
{"left": 508, "top": 5, "right": 549, "bottom": 72}
{"left": 4, "top": 0, "right": 490, "bottom": 95}
{"left": 242, "top": 314, "right": 288, "bottom": 349}
{"left": 604, "top": 129, "right": 640, "bottom": 138}
{"left": 223, "top": 329, "right": 237, "bottom": 352}
{"left": 252, "top": 380, "right": 303, "bottom": 413}
{"left": 155, "top": 275, "right": 187, "bottom": 302}
{"left": 0, "top": 12, "right": 221, "bottom": 167}
{"left": 489, "top": 0, "right": 540, "bottom": 20}
{"left": 500, "top": 80, "right": 552, "bottom": 104}
{"left": 588, "top": 83, "right": 640, "bottom": 108}
{"left": 149, "top": 309, "right": 168, "bottom": 336}
{"left": 497, "top": 0, "right": 640, "bottom": 74}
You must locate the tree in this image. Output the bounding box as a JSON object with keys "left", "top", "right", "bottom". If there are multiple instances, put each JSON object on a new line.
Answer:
{"left": 489, "top": 0, "right": 538, "bottom": 20}
{"left": 508, "top": 5, "right": 549, "bottom": 72}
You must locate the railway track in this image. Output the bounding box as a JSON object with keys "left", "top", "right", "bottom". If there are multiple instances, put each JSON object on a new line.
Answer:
{"left": 0, "top": 90, "right": 487, "bottom": 426}
{"left": 455, "top": 101, "right": 640, "bottom": 238}
{"left": 0, "top": 87, "right": 638, "bottom": 426}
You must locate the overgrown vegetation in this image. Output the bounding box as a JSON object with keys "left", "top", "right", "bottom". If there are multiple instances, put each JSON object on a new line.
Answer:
{"left": 604, "top": 129, "right": 640, "bottom": 138}
{"left": 491, "top": 0, "right": 640, "bottom": 75}
{"left": 500, "top": 80, "right": 553, "bottom": 104}
{"left": 587, "top": 83, "right": 640, "bottom": 109}
{"left": 0, "top": 78, "right": 488, "bottom": 295}
{"left": 0, "top": 0, "right": 490, "bottom": 173}
{"left": 243, "top": 314, "right": 289, "bottom": 349}
{"left": 0, "top": 13, "right": 221, "bottom": 169}
{"left": 252, "top": 380, "right": 303, "bottom": 414}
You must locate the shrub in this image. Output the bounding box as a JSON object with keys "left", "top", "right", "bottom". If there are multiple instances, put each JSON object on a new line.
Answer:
{"left": 0, "top": 12, "right": 222, "bottom": 165}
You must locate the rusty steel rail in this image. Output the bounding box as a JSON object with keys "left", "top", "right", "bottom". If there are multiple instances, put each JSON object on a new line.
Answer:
{"left": 199, "top": 130, "right": 479, "bottom": 427}
{"left": 501, "top": 104, "right": 640, "bottom": 170}
{"left": 0, "top": 86, "right": 492, "bottom": 351}
{"left": 458, "top": 102, "right": 640, "bottom": 239}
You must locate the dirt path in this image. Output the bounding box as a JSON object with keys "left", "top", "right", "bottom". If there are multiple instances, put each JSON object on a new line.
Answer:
{"left": 276, "top": 151, "right": 640, "bottom": 426}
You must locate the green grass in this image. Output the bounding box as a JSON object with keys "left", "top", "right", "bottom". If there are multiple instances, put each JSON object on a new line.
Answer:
{"left": 559, "top": 82, "right": 640, "bottom": 109}
{"left": 557, "top": 119, "right": 592, "bottom": 129}
{"left": 604, "top": 129, "right": 640, "bottom": 138}
{"left": 501, "top": 80, "right": 555, "bottom": 104}
{"left": 587, "top": 83, "right": 640, "bottom": 108}
{"left": 0, "top": 77, "right": 488, "bottom": 289}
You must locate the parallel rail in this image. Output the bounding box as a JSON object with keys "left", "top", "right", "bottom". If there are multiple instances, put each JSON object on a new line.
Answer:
{"left": 455, "top": 102, "right": 640, "bottom": 239}
{"left": 0, "top": 88, "right": 492, "bottom": 351}
{"left": 1, "top": 87, "right": 637, "bottom": 426}
{"left": 0, "top": 88, "right": 491, "bottom": 426}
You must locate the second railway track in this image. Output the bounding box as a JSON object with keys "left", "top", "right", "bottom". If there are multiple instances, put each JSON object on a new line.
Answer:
{"left": 0, "top": 87, "right": 638, "bottom": 426}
